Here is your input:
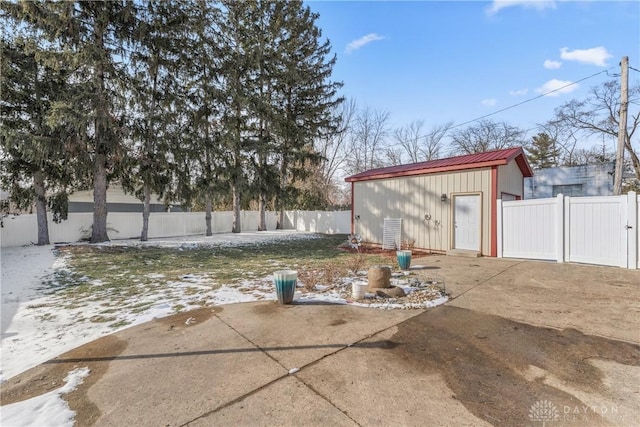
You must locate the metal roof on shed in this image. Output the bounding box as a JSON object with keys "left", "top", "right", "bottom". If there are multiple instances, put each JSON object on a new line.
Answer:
{"left": 345, "top": 147, "right": 533, "bottom": 182}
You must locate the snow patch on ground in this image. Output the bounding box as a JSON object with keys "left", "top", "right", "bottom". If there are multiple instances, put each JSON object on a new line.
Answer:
{"left": 1, "top": 231, "right": 448, "bottom": 425}
{"left": 0, "top": 232, "right": 312, "bottom": 382}
{"left": 1, "top": 367, "right": 90, "bottom": 427}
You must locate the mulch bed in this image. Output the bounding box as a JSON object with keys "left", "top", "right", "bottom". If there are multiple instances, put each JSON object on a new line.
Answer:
{"left": 338, "top": 243, "right": 434, "bottom": 257}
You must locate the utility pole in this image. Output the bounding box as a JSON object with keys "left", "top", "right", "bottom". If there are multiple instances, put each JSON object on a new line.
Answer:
{"left": 613, "top": 56, "right": 628, "bottom": 195}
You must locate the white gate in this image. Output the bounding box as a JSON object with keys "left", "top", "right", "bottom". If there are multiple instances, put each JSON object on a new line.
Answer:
{"left": 497, "top": 192, "right": 638, "bottom": 269}
{"left": 566, "top": 197, "right": 626, "bottom": 267}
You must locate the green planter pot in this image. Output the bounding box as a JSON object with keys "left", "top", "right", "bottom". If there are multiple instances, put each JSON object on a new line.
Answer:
{"left": 396, "top": 250, "right": 412, "bottom": 271}
{"left": 273, "top": 270, "right": 297, "bottom": 304}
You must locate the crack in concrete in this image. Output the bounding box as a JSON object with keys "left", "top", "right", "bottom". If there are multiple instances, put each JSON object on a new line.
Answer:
{"left": 182, "top": 309, "right": 424, "bottom": 426}
{"left": 448, "top": 260, "right": 526, "bottom": 301}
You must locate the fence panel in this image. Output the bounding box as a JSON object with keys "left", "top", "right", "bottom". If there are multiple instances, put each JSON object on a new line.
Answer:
{"left": 567, "top": 196, "right": 625, "bottom": 267}
{"left": 501, "top": 198, "right": 557, "bottom": 260}
{"left": 1, "top": 210, "right": 349, "bottom": 248}
{"left": 499, "top": 193, "right": 638, "bottom": 269}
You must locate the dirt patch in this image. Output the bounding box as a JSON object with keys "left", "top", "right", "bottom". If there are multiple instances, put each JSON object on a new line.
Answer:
{"left": 339, "top": 242, "right": 435, "bottom": 256}
{"left": 1, "top": 334, "right": 128, "bottom": 426}
{"left": 388, "top": 306, "right": 640, "bottom": 427}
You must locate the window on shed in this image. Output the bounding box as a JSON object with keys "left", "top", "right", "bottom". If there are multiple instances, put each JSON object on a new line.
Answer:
{"left": 552, "top": 184, "right": 583, "bottom": 197}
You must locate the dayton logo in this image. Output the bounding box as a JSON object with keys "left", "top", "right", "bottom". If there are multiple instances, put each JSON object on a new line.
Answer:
{"left": 529, "top": 400, "right": 560, "bottom": 426}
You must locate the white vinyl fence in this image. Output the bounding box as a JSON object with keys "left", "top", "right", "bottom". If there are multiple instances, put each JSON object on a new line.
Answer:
{"left": 282, "top": 210, "right": 351, "bottom": 234}
{"left": 0, "top": 210, "right": 351, "bottom": 248}
{"left": 497, "top": 192, "right": 638, "bottom": 269}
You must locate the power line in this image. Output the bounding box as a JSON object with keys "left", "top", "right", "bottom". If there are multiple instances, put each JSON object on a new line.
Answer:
{"left": 384, "top": 67, "right": 615, "bottom": 151}
{"left": 447, "top": 67, "right": 614, "bottom": 132}
{"left": 630, "top": 65, "right": 640, "bottom": 73}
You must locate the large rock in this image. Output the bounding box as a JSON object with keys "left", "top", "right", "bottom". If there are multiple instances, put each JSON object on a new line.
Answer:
{"left": 376, "top": 286, "right": 406, "bottom": 298}
{"left": 368, "top": 266, "right": 391, "bottom": 290}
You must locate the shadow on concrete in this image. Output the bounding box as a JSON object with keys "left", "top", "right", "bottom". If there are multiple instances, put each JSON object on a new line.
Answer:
{"left": 291, "top": 300, "right": 345, "bottom": 306}
{"left": 44, "top": 340, "right": 396, "bottom": 364}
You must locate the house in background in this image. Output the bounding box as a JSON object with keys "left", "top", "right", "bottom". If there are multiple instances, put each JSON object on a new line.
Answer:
{"left": 68, "top": 184, "right": 174, "bottom": 213}
{"left": 345, "top": 147, "right": 533, "bottom": 257}
{"left": 524, "top": 162, "right": 614, "bottom": 199}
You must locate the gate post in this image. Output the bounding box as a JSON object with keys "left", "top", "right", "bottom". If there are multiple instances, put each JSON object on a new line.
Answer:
{"left": 496, "top": 199, "right": 503, "bottom": 258}
{"left": 627, "top": 192, "right": 638, "bottom": 269}
{"left": 556, "top": 194, "right": 565, "bottom": 263}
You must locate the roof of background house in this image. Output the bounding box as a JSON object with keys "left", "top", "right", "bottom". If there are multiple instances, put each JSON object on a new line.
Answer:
{"left": 345, "top": 146, "right": 534, "bottom": 182}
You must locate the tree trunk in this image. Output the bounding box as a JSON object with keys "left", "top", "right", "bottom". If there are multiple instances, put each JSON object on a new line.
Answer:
{"left": 276, "top": 157, "right": 287, "bottom": 229}
{"left": 205, "top": 193, "right": 212, "bottom": 236}
{"left": 141, "top": 53, "right": 159, "bottom": 242}
{"left": 91, "top": 152, "right": 109, "bottom": 243}
{"left": 141, "top": 183, "right": 150, "bottom": 241}
{"left": 258, "top": 152, "right": 267, "bottom": 231}
{"left": 232, "top": 180, "right": 241, "bottom": 233}
{"left": 258, "top": 189, "right": 266, "bottom": 231}
{"left": 277, "top": 207, "right": 285, "bottom": 230}
{"left": 33, "top": 170, "right": 50, "bottom": 246}
{"left": 232, "top": 112, "right": 242, "bottom": 233}
{"left": 91, "top": 19, "right": 109, "bottom": 243}
{"left": 624, "top": 139, "right": 640, "bottom": 182}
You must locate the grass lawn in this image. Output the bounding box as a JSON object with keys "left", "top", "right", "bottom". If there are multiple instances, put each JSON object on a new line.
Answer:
{"left": 42, "top": 234, "right": 392, "bottom": 327}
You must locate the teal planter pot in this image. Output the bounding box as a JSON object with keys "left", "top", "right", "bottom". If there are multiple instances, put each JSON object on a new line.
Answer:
{"left": 273, "top": 270, "right": 297, "bottom": 304}
{"left": 396, "top": 250, "right": 412, "bottom": 271}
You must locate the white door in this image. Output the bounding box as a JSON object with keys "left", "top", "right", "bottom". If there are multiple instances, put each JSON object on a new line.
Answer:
{"left": 454, "top": 194, "right": 481, "bottom": 251}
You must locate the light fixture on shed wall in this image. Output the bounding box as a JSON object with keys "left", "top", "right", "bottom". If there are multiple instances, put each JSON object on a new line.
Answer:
{"left": 440, "top": 194, "right": 447, "bottom": 202}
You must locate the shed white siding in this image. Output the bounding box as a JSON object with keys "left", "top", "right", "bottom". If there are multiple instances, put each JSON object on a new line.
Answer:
{"left": 498, "top": 161, "right": 524, "bottom": 198}
{"left": 353, "top": 168, "right": 493, "bottom": 254}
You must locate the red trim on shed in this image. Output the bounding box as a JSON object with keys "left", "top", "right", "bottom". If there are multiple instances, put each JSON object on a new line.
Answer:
{"left": 490, "top": 166, "right": 498, "bottom": 257}
{"left": 345, "top": 147, "right": 533, "bottom": 182}
{"left": 350, "top": 182, "right": 354, "bottom": 234}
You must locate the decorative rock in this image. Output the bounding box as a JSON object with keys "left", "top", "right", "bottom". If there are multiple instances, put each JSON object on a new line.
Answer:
{"left": 375, "top": 286, "right": 406, "bottom": 298}
{"left": 367, "top": 266, "right": 392, "bottom": 290}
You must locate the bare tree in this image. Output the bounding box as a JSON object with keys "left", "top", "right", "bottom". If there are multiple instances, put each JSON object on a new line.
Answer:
{"left": 344, "top": 106, "right": 390, "bottom": 174}
{"left": 312, "top": 99, "right": 357, "bottom": 206}
{"left": 449, "top": 119, "right": 526, "bottom": 154}
{"left": 421, "top": 121, "right": 452, "bottom": 161}
{"left": 384, "top": 146, "right": 404, "bottom": 166}
{"left": 390, "top": 120, "right": 452, "bottom": 165}
{"left": 393, "top": 120, "right": 425, "bottom": 163}
{"left": 552, "top": 80, "right": 640, "bottom": 183}
{"left": 538, "top": 119, "right": 577, "bottom": 165}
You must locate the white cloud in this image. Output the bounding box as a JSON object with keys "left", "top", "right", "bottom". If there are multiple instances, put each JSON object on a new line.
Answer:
{"left": 509, "top": 88, "right": 528, "bottom": 96}
{"left": 345, "top": 33, "right": 386, "bottom": 54}
{"left": 560, "top": 46, "right": 612, "bottom": 67}
{"left": 481, "top": 98, "right": 497, "bottom": 107}
{"left": 486, "top": 0, "right": 556, "bottom": 15}
{"left": 536, "top": 79, "right": 578, "bottom": 97}
{"left": 544, "top": 59, "right": 562, "bottom": 69}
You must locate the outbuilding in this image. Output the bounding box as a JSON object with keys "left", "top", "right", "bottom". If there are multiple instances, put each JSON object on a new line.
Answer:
{"left": 345, "top": 147, "right": 534, "bottom": 256}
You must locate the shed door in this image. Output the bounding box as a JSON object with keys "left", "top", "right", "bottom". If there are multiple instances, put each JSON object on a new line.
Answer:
{"left": 453, "top": 194, "right": 481, "bottom": 251}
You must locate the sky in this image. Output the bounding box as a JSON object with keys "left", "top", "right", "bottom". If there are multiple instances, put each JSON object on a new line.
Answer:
{"left": 306, "top": 0, "right": 640, "bottom": 150}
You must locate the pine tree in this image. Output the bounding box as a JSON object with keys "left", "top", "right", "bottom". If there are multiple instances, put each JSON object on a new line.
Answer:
{"left": 268, "top": 0, "right": 343, "bottom": 228}
{"left": 182, "top": 0, "right": 228, "bottom": 236}
{"left": 8, "top": 1, "right": 138, "bottom": 243}
{"left": 526, "top": 132, "right": 560, "bottom": 169}
{"left": 0, "top": 28, "right": 76, "bottom": 245}
{"left": 129, "top": 0, "right": 191, "bottom": 241}
{"left": 217, "top": 0, "right": 256, "bottom": 233}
